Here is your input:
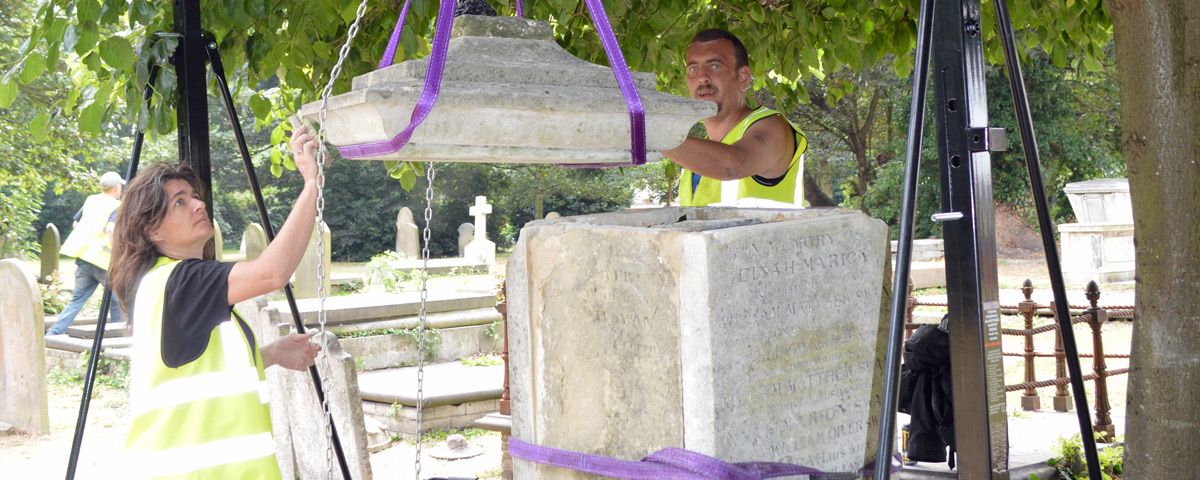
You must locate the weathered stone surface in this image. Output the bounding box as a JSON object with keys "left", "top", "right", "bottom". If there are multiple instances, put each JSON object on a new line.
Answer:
{"left": 395, "top": 207, "right": 419, "bottom": 259}
{"left": 341, "top": 322, "right": 501, "bottom": 371}
{"left": 294, "top": 223, "right": 332, "bottom": 299}
{"left": 261, "top": 290, "right": 496, "bottom": 328}
{"left": 507, "top": 208, "right": 890, "bottom": 479}
{"left": 1063, "top": 178, "right": 1132, "bottom": 224}
{"left": 458, "top": 223, "right": 474, "bottom": 257}
{"left": 242, "top": 222, "right": 268, "bottom": 261}
{"left": 298, "top": 15, "right": 713, "bottom": 165}
{"left": 39, "top": 224, "right": 60, "bottom": 283}
{"left": 254, "top": 316, "right": 372, "bottom": 480}
{"left": 0, "top": 259, "right": 49, "bottom": 435}
{"left": 1059, "top": 178, "right": 1135, "bottom": 284}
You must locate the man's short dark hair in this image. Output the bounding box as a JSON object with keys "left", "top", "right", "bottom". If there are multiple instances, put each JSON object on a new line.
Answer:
{"left": 691, "top": 29, "right": 749, "bottom": 68}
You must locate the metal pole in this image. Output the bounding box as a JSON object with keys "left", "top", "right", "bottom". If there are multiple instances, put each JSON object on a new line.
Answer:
{"left": 205, "top": 38, "right": 353, "bottom": 480}
{"left": 875, "top": 0, "right": 936, "bottom": 477}
{"left": 992, "top": 1, "right": 1101, "bottom": 477}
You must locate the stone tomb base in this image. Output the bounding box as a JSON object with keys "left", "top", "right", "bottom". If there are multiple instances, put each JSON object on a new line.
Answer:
{"left": 506, "top": 207, "right": 891, "bottom": 479}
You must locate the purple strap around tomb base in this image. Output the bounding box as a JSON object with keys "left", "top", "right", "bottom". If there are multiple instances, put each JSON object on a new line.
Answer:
{"left": 509, "top": 437, "right": 901, "bottom": 479}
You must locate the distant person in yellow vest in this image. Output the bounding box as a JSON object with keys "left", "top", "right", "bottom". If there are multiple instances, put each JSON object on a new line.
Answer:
{"left": 47, "top": 171, "right": 126, "bottom": 336}
{"left": 663, "top": 29, "right": 808, "bottom": 207}
{"left": 107, "top": 125, "right": 323, "bottom": 479}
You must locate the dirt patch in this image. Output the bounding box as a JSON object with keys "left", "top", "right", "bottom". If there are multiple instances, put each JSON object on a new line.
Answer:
{"left": 994, "top": 203, "right": 1045, "bottom": 259}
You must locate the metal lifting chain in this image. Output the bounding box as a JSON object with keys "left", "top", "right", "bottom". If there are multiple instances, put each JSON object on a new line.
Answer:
{"left": 415, "top": 162, "right": 436, "bottom": 479}
{"left": 315, "top": 0, "right": 370, "bottom": 478}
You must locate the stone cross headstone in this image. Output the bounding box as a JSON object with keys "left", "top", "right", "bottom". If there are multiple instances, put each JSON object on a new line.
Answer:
{"left": 395, "top": 207, "right": 420, "bottom": 259}
{"left": 457, "top": 223, "right": 474, "bottom": 258}
{"left": 507, "top": 208, "right": 890, "bottom": 479}
{"left": 0, "top": 259, "right": 50, "bottom": 435}
{"left": 294, "top": 223, "right": 332, "bottom": 299}
{"left": 242, "top": 222, "right": 268, "bottom": 262}
{"left": 212, "top": 222, "right": 224, "bottom": 261}
{"left": 39, "top": 223, "right": 60, "bottom": 283}
{"left": 242, "top": 298, "right": 372, "bottom": 480}
{"left": 464, "top": 196, "right": 496, "bottom": 265}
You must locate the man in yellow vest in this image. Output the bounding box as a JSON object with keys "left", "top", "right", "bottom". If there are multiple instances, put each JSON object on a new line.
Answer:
{"left": 47, "top": 171, "right": 125, "bottom": 336}
{"left": 663, "top": 29, "right": 808, "bottom": 207}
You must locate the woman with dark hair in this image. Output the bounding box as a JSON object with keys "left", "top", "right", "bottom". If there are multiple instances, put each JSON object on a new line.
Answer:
{"left": 110, "top": 126, "right": 323, "bottom": 479}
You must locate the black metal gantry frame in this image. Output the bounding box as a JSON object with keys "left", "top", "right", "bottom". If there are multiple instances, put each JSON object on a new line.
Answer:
{"left": 64, "top": 1, "right": 352, "bottom": 478}
{"left": 875, "top": 0, "right": 1103, "bottom": 478}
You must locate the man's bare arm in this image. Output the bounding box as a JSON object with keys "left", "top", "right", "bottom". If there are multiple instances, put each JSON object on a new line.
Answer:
{"left": 661, "top": 115, "right": 793, "bottom": 180}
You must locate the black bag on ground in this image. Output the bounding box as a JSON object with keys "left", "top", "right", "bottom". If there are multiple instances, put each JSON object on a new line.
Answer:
{"left": 898, "top": 320, "right": 956, "bottom": 468}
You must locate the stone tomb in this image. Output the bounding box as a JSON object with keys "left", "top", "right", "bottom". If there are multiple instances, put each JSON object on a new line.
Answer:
{"left": 507, "top": 208, "right": 890, "bottom": 479}
{"left": 0, "top": 259, "right": 50, "bottom": 435}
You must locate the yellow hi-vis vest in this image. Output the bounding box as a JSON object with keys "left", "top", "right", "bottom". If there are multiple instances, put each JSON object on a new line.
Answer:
{"left": 678, "top": 107, "right": 807, "bottom": 207}
{"left": 60, "top": 193, "right": 120, "bottom": 269}
{"left": 125, "top": 257, "right": 280, "bottom": 479}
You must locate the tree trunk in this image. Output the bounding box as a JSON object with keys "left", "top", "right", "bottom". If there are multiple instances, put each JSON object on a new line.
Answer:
{"left": 1106, "top": 1, "right": 1200, "bottom": 477}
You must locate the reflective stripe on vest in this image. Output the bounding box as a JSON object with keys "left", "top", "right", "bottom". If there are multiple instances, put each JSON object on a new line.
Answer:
{"left": 678, "top": 107, "right": 807, "bottom": 207}
{"left": 126, "top": 257, "right": 280, "bottom": 480}
{"left": 60, "top": 193, "right": 120, "bottom": 269}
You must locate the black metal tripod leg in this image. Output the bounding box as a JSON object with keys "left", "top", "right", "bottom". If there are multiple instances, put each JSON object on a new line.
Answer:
{"left": 875, "top": 1, "right": 937, "bottom": 478}
{"left": 992, "top": 1, "right": 1102, "bottom": 478}
{"left": 204, "top": 37, "right": 354, "bottom": 480}
{"left": 64, "top": 288, "right": 115, "bottom": 480}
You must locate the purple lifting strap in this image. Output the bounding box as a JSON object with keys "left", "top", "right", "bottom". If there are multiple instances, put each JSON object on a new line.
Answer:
{"left": 515, "top": 0, "right": 524, "bottom": 18}
{"left": 509, "top": 437, "right": 901, "bottom": 479}
{"left": 341, "top": 0, "right": 647, "bottom": 166}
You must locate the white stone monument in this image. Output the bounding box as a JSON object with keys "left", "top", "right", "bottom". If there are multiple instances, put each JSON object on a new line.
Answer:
{"left": 0, "top": 259, "right": 50, "bottom": 435}
{"left": 1058, "top": 178, "right": 1135, "bottom": 283}
{"left": 294, "top": 223, "right": 332, "bottom": 299}
{"left": 457, "top": 223, "right": 474, "bottom": 258}
{"left": 296, "top": 15, "right": 712, "bottom": 165}
{"left": 241, "top": 222, "right": 269, "bottom": 262}
{"left": 395, "top": 207, "right": 420, "bottom": 259}
{"left": 507, "top": 208, "right": 891, "bottom": 479}
{"left": 464, "top": 196, "right": 496, "bottom": 265}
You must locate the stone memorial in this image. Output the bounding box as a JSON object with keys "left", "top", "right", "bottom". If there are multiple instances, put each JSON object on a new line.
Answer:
{"left": 294, "top": 223, "right": 332, "bottom": 299}
{"left": 297, "top": 15, "right": 712, "bottom": 165}
{"left": 0, "top": 259, "right": 50, "bottom": 435}
{"left": 395, "top": 207, "right": 419, "bottom": 259}
{"left": 1058, "top": 178, "right": 1135, "bottom": 283}
{"left": 543, "top": 212, "right": 560, "bottom": 220}
{"left": 39, "top": 223, "right": 60, "bottom": 283}
{"left": 506, "top": 208, "right": 890, "bottom": 479}
{"left": 212, "top": 222, "right": 224, "bottom": 261}
{"left": 457, "top": 223, "right": 474, "bottom": 258}
{"left": 464, "top": 196, "right": 496, "bottom": 265}
{"left": 242, "top": 222, "right": 268, "bottom": 261}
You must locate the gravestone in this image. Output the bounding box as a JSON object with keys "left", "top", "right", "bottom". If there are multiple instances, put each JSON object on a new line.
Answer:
{"left": 213, "top": 222, "right": 224, "bottom": 261}
{"left": 242, "top": 222, "right": 268, "bottom": 261}
{"left": 464, "top": 196, "right": 496, "bottom": 265}
{"left": 244, "top": 298, "right": 372, "bottom": 480}
{"left": 1058, "top": 178, "right": 1135, "bottom": 283}
{"left": 0, "top": 259, "right": 50, "bottom": 435}
{"left": 507, "top": 208, "right": 890, "bottom": 479}
{"left": 457, "top": 223, "right": 474, "bottom": 258}
{"left": 294, "top": 223, "right": 332, "bottom": 299}
{"left": 395, "top": 207, "right": 419, "bottom": 259}
{"left": 39, "top": 223, "right": 60, "bottom": 283}
{"left": 543, "top": 212, "right": 560, "bottom": 220}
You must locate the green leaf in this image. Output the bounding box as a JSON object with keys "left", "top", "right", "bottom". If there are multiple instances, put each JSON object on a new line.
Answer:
{"left": 75, "top": 25, "right": 100, "bottom": 55}
{"left": 249, "top": 93, "right": 271, "bottom": 121}
{"left": 398, "top": 166, "right": 417, "bottom": 191}
{"left": 18, "top": 53, "right": 47, "bottom": 83}
{"left": 30, "top": 113, "right": 52, "bottom": 141}
{"left": 0, "top": 78, "right": 17, "bottom": 108}
{"left": 822, "top": 7, "right": 837, "bottom": 19}
{"left": 100, "top": 0, "right": 128, "bottom": 24}
{"left": 270, "top": 160, "right": 283, "bottom": 177}
{"left": 79, "top": 101, "right": 107, "bottom": 134}
{"left": 78, "top": 0, "right": 102, "bottom": 23}
{"left": 100, "top": 36, "right": 137, "bottom": 70}
{"left": 130, "top": 0, "right": 156, "bottom": 27}
{"left": 1050, "top": 42, "right": 1067, "bottom": 68}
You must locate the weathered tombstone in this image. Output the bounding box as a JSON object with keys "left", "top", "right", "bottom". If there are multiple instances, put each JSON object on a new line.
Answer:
{"left": 212, "top": 222, "right": 224, "bottom": 261}
{"left": 464, "top": 196, "right": 496, "bottom": 265}
{"left": 457, "top": 223, "right": 475, "bottom": 258}
{"left": 507, "top": 208, "right": 890, "bottom": 479}
{"left": 1058, "top": 178, "right": 1135, "bottom": 283}
{"left": 0, "top": 259, "right": 50, "bottom": 435}
{"left": 242, "top": 222, "right": 269, "bottom": 262}
{"left": 39, "top": 224, "right": 60, "bottom": 283}
{"left": 543, "top": 212, "right": 560, "bottom": 220}
{"left": 395, "top": 207, "right": 419, "bottom": 259}
{"left": 294, "top": 223, "right": 332, "bottom": 299}
{"left": 244, "top": 298, "right": 372, "bottom": 480}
